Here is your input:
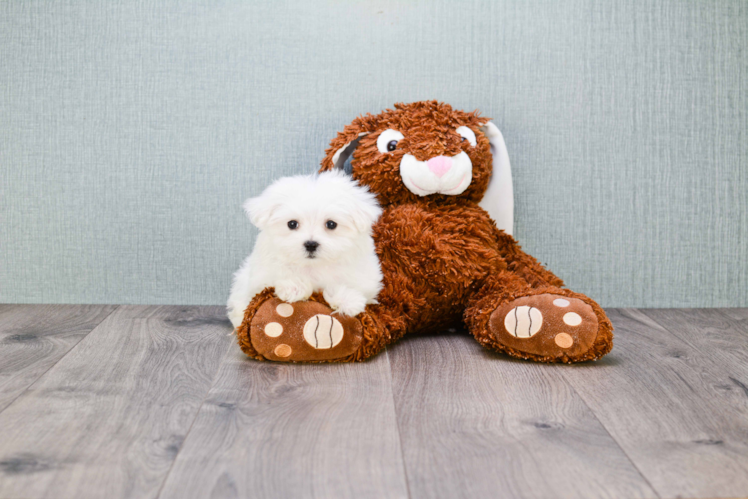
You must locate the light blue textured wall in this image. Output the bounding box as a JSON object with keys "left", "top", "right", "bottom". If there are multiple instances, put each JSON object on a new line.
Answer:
{"left": 1, "top": 0, "right": 746, "bottom": 307}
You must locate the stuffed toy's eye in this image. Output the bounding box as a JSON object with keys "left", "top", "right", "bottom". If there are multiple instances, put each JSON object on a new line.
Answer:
{"left": 287, "top": 220, "right": 299, "bottom": 230}
{"left": 326, "top": 220, "right": 337, "bottom": 230}
{"left": 377, "top": 129, "right": 405, "bottom": 154}
{"left": 456, "top": 126, "right": 477, "bottom": 147}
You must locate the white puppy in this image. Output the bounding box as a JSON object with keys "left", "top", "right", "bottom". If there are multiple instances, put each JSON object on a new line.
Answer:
{"left": 227, "top": 171, "right": 383, "bottom": 329}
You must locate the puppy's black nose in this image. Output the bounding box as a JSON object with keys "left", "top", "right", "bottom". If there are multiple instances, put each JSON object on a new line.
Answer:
{"left": 304, "top": 240, "right": 319, "bottom": 253}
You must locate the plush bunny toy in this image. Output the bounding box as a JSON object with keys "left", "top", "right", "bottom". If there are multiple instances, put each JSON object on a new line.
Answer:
{"left": 236, "top": 101, "right": 613, "bottom": 363}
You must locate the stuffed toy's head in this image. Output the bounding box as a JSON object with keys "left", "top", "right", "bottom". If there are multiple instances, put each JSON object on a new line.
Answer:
{"left": 321, "top": 100, "right": 515, "bottom": 234}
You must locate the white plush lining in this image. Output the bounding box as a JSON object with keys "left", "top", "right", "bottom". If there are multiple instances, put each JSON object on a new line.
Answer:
{"left": 478, "top": 122, "right": 514, "bottom": 236}
{"left": 331, "top": 132, "right": 369, "bottom": 171}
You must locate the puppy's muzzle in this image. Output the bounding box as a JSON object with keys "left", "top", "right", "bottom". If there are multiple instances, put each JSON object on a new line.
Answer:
{"left": 304, "top": 240, "right": 319, "bottom": 257}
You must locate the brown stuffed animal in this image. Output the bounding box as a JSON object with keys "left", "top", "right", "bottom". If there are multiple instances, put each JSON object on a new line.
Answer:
{"left": 237, "top": 101, "right": 613, "bottom": 363}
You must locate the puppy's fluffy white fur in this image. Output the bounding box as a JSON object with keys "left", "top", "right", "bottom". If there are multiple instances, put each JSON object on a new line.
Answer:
{"left": 227, "top": 171, "right": 383, "bottom": 328}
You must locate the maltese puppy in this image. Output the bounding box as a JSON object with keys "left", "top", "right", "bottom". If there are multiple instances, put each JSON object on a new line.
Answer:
{"left": 227, "top": 171, "right": 383, "bottom": 329}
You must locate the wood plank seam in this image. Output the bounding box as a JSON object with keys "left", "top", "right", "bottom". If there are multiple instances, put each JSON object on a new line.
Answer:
{"left": 554, "top": 336, "right": 663, "bottom": 499}
{"left": 563, "top": 308, "right": 748, "bottom": 497}
{"left": 642, "top": 308, "right": 748, "bottom": 357}
{"left": 0, "top": 305, "right": 120, "bottom": 417}
{"left": 386, "top": 329, "right": 657, "bottom": 498}
{"left": 384, "top": 347, "right": 413, "bottom": 499}
{"left": 159, "top": 349, "right": 410, "bottom": 496}
{"left": 0, "top": 305, "right": 234, "bottom": 498}
{"left": 155, "top": 340, "right": 236, "bottom": 499}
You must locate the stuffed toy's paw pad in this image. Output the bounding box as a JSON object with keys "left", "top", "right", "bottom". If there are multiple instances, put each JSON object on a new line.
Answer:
{"left": 249, "top": 297, "right": 363, "bottom": 362}
{"left": 489, "top": 294, "right": 599, "bottom": 360}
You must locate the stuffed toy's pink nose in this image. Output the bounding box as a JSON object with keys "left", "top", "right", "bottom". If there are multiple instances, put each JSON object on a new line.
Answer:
{"left": 427, "top": 156, "right": 453, "bottom": 177}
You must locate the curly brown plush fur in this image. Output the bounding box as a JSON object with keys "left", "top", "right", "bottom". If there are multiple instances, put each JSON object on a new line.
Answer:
{"left": 238, "top": 101, "right": 613, "bottom": 363}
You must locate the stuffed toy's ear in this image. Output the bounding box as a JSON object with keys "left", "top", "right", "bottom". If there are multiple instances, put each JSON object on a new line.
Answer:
{"left": 326, "top": 132, "right": 369, "bottom": 174}
{"left": 478, "top": 122, "right": 514, "bottom": 236}
{"left": 321, "top": 115, "right": 379, "bottom": 174}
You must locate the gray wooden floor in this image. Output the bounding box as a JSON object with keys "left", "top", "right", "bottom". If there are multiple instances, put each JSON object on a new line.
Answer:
{"left": 0, "top": 305, "right": 746, "bottom": 498}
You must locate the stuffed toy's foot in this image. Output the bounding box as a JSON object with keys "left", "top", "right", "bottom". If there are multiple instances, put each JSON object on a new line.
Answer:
{"left": 467, "top": 285, "right": 614, "bottom": 363}
{"left": 245, "top": 296, "right": 363, "bottom": 362}
{"left": 235, "top": 288, "right": 384, "bottom": 362}
{"left": 491, "top": 293, "right": 603, "bottom": 360}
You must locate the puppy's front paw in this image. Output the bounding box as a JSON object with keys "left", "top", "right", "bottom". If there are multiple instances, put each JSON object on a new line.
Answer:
{"left": 275, "top": 280, "right": 313, "bottom": 303}
{"left": 227, "top": 299, "right": 249, "bottom": 329}
{"left": 323, "top": 288, "right": 367, "bottom": 317}
{"left": 227, "top": 307, "right": 245, "bottom": 329}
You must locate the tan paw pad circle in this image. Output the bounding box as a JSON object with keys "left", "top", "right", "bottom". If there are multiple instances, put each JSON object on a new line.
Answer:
{"left": 563, "top": 312, "right": 582, "bottom": 326}
{"left": 504, "top": 306, "right": 543, "bottom": 338}
{"left": 555, "top": 333, "right": 574, "bottom": 348}
{"left": 274, "top": 344, "right": 292, "bottom": 358}
{"left": 553, "top": 298, "right": 570, "bottom": 307}
{"left": 264, "top": 322, "right": 283, "bottom": 337}
{"left": 303, "top": 314, "right": 344, "bottom": 349}
{"left": 276, "top": 303, "right": 294, "bottom": 317}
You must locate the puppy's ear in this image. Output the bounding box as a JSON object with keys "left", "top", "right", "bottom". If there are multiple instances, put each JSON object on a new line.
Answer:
{"left": 347, "top": 194, "right": 382, "bottom": 233}
{"left": 243, "top": 195, "right": 276, "bottom": 229}
{"left": 320, "top": 115, "right": 378, "bottom": 174}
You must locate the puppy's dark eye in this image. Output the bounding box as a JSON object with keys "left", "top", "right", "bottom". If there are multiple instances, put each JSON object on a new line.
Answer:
{"left": 387, "top": 140, "right": 398, "bottom": 152}
{"left": 326, "top": 220, "right": 337, "bottom": 230}
{"left": 287, "top": 220, "right": 298, "bottom": 230}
